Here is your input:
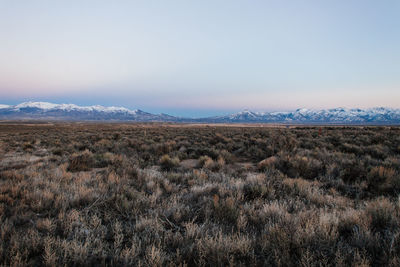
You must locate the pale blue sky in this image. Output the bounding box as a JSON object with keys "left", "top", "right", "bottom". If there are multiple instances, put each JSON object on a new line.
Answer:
{"left": 0, "top": 0, "right": 399, "bottom": 117}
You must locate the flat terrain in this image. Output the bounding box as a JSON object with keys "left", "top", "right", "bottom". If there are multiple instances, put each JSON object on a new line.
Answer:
{"left": 1, "top": 123, "right": 400, "bottom": 266}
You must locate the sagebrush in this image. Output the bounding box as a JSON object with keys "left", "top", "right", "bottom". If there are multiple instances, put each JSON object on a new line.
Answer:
{"left": 0, "top": 123, "right": 400, "bottom": 266}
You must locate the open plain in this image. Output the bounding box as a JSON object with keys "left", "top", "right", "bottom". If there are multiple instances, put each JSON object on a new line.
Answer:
{"left": 1, "top": 123, "right": 400, "bottom": 266}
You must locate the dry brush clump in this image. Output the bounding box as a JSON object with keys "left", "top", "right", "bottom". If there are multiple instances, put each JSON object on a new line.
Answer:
{"left": 159, "top": 154, "right": 180, "bottom": 171}
{"left": 0, "top": 123, "right": 400, "bottom": 266}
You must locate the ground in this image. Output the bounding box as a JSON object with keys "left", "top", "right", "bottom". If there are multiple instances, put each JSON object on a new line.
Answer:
{"left": 0, "top": 123, "right": 400, "bottom": 266}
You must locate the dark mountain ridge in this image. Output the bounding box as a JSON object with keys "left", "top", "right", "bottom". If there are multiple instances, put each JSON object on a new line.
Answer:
{"left": 1, "top": 102, "right": 400, "bottom": 124}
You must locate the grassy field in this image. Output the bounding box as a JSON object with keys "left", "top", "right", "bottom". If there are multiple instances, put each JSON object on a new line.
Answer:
{"left": 1, "top": 123, "right": 400, "bottom": 266}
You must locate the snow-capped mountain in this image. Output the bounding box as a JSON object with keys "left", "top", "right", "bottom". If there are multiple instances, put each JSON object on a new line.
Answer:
{"left": 0, "top": 102, "right": 399, "bottom": 124}
{"left": 0, "top": 102, "right": 177, "bottom": 121}
{"left": 208, "top": 107, "right": 400, "bottom": 124}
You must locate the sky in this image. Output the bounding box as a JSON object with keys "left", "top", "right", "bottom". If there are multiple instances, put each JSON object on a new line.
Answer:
{"left": 0, "top": 0, "right": 399, "bottom": 117}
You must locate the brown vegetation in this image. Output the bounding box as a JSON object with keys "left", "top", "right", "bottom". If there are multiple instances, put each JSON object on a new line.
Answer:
{"left": 0, "top": 123, "right": 400, "bottom": 266}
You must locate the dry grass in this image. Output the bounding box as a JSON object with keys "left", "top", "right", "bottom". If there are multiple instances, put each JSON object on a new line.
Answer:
{"left": 0, "top": 123, "right": 399, "bottom": 266}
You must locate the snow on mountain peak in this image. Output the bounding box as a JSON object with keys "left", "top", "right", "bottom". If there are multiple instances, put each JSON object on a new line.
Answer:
{"left": 11, "top": 102, "right": 137, "bottom": 114}
{"left": 15, "top": 102, "right": 58, "bottom": 110}
{"left": 215, "top": 107, "right": 400, "bottom": 123}
{"left": 296, "top": 108, "right": 309, "bottom": 113}
{"left": 0, "top": 102, "right": 165, "bottom": 121}
{"left": 231, "top": 109, "right": 259, "bottom": 118}
{"left": 0, "top": 102, "right": 399, "bottom": 123}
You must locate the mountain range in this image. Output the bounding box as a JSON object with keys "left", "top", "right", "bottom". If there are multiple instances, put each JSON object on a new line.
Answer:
{"left": 1, "top": 102, "right": 400, "bottom": 124}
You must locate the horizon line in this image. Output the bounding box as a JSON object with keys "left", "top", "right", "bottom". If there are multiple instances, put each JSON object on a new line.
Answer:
{"left": 1, "top": 101, "right": 400, "bottom": 119}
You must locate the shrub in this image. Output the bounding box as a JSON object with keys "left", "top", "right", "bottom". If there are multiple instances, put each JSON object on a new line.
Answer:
{"left": 93, "top": 152, "right": 113, "bottom": 168}
{"left": 67, "top": 150, "right": 94, "bottom": 172}
{"left": 22, "top": 141, "right": 34, "bottom": 151}
{"left": 243, "top": 184, "right": 269, "bottom": 200}
{"left": 340, "top": 161, "right": 367, "bottom": 184}
{"left": 258, "top": 156, "right": 277, "bottom": 171}
{"left": 367, "top": 166, "right": 397, "bottom": 194}
{"left": 198, "top": 155, "right": 211, "bottom": 166}
{"left": 366, "top": 198, "right": 396, "bottom": 232}
{"left": 159, "top": 154, "right": 180, "bottom": 171}
{"left": 219, "top": 150, "right": 233, "bottom": 164}
{"left": 338, "top": 210, "right": 362, "bottom": 239}
{"left": 198, "top": 155, "right": 218, "bottom": 170}
{"left": 217, "top": 155, "right": 225, "bottom": 165}
{"left": 213, "top": 197, "right": 239, "bottom": 225}
{"left": 52, "top": 148, "right": 63, "bottom": 156}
